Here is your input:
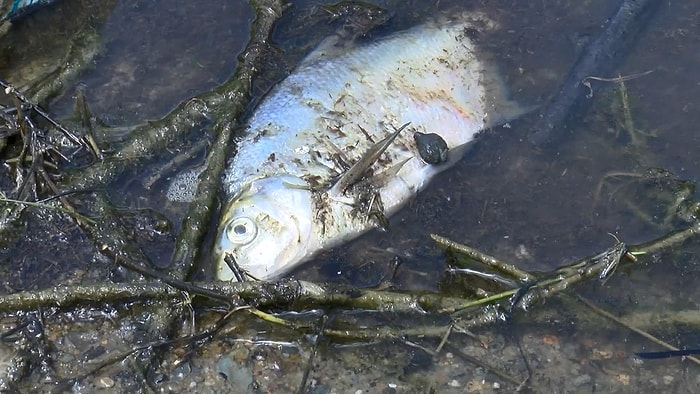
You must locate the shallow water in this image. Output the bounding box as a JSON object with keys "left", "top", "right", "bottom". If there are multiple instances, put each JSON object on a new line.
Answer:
{"left": 1, "top": 0, "right": 700, "bottom": 392}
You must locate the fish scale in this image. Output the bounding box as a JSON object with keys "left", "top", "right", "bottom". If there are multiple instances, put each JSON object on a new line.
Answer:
{"left": 215, "top": 17, "right": 523, "bottom": 281}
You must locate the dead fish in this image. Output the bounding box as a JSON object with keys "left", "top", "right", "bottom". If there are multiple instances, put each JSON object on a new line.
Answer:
{"left": 214, "top": 16, "right": 523, "bottom": 281}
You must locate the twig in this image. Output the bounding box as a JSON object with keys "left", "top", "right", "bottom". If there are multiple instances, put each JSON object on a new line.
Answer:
{"left": 443, "top": 342, "right": 523, "bottom": 386}
{"left": 431, "top": 234, "right": 633, "bottom": 314}
{"left": 0, "top": 79, "right": 84, "bottom": 146}
{"left": 575, "top": 294, "right": 700, "bottom": 367}
{"left": 430, "top": 234, "right": 535, "bottom": 282}
{"left": 581, "top": 70, "right": 654, "bottom": 98}
{"left": 435, "top": 324, "right": 452, "bottom": 353}
{"left": 631, "top": 220, "right": 700, "bottom": 255}
{"left": 0, "top": 279, "right": 468, "bottom": 314}
{"left": 297, "top": 315, "right": 327, "bottom": 394}
{"left": 0, "top": 196, "right": 95, "bottom": 225}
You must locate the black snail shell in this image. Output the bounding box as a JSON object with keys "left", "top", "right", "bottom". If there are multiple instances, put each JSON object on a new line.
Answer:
{"left": 414, "top": 132, "right": 449, "bottom": 165}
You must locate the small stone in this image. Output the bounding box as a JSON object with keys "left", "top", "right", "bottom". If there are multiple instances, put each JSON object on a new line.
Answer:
{"left": 572, "top": 374, "right": 591, "bottom": 386}
{"left": 216, "top": 354, "right": 253, "bottom": 389}
{"left": 96, "top": 376, "right": 114, "bottom": 388}
{"left": 231, "top": 347, "right": 250, "bottom": 362}
{"left": 615, "top": 374, "right": 630, "bottom": 385}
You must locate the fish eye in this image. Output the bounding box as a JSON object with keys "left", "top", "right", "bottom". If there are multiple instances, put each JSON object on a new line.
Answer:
{"left": 225, "top": 217, "right": 258, "bottom": 245}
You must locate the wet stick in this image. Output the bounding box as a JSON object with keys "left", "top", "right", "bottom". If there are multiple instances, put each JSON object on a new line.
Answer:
{"left": 529, "top": 0, "right": 662, "bottom": 147}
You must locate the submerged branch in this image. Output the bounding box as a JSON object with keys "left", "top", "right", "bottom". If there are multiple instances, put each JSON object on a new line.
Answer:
{"left": 2, "top": 219, "right": 697, "bottom": 318}
{"left": 631, "top": 218, "right": 700, "bottom": 255}
{"left": 62, "top": 0, "right": 286, "bottom": 195}
{"left": 170, "top": 0, "right": 287, "bottom": 280}
{"left": 431, "top": 234, "right": 535, "bottom": 283}
{"left": 529, "top": 0, "right": 662, "bottom": 146}
{"left": 0, "top": 279, "right": 468, "bottom": 314}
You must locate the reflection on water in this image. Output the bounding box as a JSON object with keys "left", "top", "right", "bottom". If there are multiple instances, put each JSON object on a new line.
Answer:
{"left": 1, "top": 0, "right": 700, "bottom": 392}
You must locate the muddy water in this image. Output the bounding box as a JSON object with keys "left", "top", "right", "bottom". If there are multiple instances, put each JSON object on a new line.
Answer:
{"left": 1, "top": 0, "right": 700, "bottom": 392}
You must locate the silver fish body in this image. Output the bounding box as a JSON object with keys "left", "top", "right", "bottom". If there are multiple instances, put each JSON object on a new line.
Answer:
{"left": 215, "top": 18, "right": 521, "bottom": 281}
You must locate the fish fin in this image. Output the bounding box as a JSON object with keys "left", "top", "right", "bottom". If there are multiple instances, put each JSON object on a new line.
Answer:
{"left": 300, "top": 32, "right": 361, "bottom": 65}
{"left": 477, "top": 56, "right": 535, "bottom": 128}
{"left": 301, "top": 3, "right": 391, "bottom": 65}
{"left": 330, "top": 122, "right": 410, "bottom": 194}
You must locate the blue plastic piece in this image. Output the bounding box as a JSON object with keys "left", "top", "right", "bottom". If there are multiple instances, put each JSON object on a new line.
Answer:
{"left": 6, "top": 0, "right": 57, "bottom": 20}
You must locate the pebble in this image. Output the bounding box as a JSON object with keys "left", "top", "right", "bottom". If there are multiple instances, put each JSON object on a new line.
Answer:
{"left": 95, "top": 376, "right": 114, "bottom": 388}
{"left": 572, "top": 374, "right": 591, "bottom": 386}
